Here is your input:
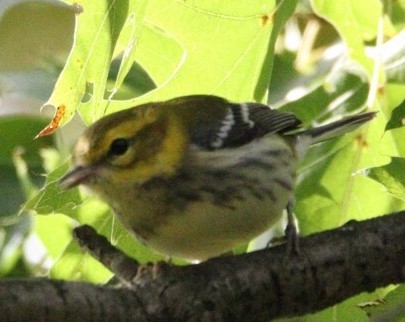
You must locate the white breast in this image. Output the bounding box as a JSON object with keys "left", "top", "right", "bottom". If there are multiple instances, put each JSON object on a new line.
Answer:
{"left": 147, "top": 134, "right": 297, "bottom": 261}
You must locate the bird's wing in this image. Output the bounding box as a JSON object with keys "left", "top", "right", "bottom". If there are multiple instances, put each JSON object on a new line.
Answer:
{"left": 170, "top": 95, "right": 302, "bottom": 150}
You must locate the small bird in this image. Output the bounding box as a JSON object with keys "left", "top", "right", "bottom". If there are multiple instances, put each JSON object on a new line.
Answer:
{"left": 60, "top": 95, "right": 375, "bottom": 261}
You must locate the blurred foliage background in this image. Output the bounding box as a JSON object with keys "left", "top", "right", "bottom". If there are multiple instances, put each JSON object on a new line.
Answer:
{"left": 1, "top": 0, "right": 405, "bottom": 320}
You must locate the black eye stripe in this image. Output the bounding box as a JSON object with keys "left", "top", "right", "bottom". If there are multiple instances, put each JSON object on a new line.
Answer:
{"left": 109, "top": 138, "right": 129, "bottom": 156}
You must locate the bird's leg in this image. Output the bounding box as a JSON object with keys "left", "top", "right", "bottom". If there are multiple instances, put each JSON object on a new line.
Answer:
{"left": 285, "top": 198, "right": 300, "bottom": 256}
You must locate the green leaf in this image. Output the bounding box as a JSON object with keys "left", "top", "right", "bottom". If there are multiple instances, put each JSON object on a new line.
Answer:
{"left": 51, "top": 243, "right": 113, "bottom": 282}
{"left": 311, "top": 0, "right": 379, "bottom": 75}
{"left": 295, "top": 112, "right": 400, "bottom": 234}
{"left": 40, "top": 0, "right": 144, "bottom": 133}
{"left": 279, "top": 59, "right": 369, "bottom": 124}
{"left": 367, "top": 157, "right": 405, "bottom": 201}
{"left": 41, "top": 0, "right": 298, "bottom": 130}
{"left": 109, "top": 0, "right": 148, "bottom": 95}
{"left": 24, "top": 160, "right": 82, "bottom": 216}
{"left": 254, "top": 0, "right": 298, "bottom": 100}
{"left": 110, "top": 0, "right": 292, "bottom": 108}
{"left": 49, "top": 199, "right": 115, "bottom": 282}
{"left": 383, "top": 84, "right": 405, "bottom": 156}
{"left": 0, "top": 116, "right": 52, "bottom": 215}
{"left": 389, "top": 0, "right": 405, "bottom": 30}
{"left": 35, "top": 214, "right": 74, "bottom": 260}
{"left": 0, "top": 117, "right": 52, "bottom": 167}
{"left": 361, "top": 285, "right": 405, "bottom": 322}
{"left": 131, "top": 23, "right": 184, "bottom": 86}
{"left": 106, "top": 60, "right": 156, "bottom": 100}
{"left": 385, "top": 99, "right": 405, "bottom": 131}
{"left": 383, "top": 29, "right": 405, "bottom": 84}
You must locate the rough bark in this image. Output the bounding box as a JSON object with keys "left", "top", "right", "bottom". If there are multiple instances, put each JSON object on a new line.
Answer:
{"left": 1, "top": 211, "right": 404, "bottom": 322}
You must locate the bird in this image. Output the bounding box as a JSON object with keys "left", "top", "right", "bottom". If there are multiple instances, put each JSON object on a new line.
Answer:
{"left": 60, "top": 95, "right": 375, "bottom": 261}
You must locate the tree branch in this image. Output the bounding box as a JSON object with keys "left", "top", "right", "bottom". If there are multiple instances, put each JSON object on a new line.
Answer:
{"left": 1, "top": 211, "right": 404, "bottom": 322}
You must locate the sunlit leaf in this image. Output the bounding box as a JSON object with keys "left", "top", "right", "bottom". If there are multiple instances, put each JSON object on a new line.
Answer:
{"left": 361, "top": 285, "right": 405, "bottom": 322}
{"left": 35, "top": 214, "right": 73, "bottom": 260}
{"left": 383, "top": 29, "right": 405, "bottom": 84}
{"left": 295, "top": 111, "right": 399, "bottom": 234}
{"left": 39, "top": 0, "right": 299, "bottom": 130}
{"left": 24, "top": 161, "right": 82, "bottom": 216}
{"left": 311, "top": 0, "right": 379, "bottom": 75}
{"left": 39, "top": 0, "right": 145, "bottom": 135}
{"left": 367, "top": 157, "right": 405, "bottom": 201}
{"left": 110, "top": 0, "right": 148, "bottom": 95}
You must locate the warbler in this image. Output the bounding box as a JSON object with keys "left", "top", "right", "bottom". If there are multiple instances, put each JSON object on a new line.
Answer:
{"left": 60, "top": 95, "right": 375, "bottom": 261}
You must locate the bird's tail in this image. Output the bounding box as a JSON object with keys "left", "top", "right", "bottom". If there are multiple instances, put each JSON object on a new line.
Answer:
{"left": 302, "top": 112, "right": 376, "bottom": 144}
{"left": 294, "top": 111, "right": 376, "bottom": 159}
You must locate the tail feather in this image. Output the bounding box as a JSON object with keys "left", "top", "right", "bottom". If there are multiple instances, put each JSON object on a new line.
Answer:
{"left": 302, "top": 112, "right": 376, "bottom": 144}
{"left": 293, "top": 111, "right": 376, "bottom": 160}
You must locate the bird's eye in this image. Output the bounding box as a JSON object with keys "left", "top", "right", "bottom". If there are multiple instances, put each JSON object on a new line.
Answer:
{"left": 109, "top": 138, "right": 129, "bottom": 156}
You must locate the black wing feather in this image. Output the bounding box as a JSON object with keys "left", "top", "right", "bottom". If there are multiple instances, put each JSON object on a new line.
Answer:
{"left": 187, "top": 97, "right": 302, "bottom": 150}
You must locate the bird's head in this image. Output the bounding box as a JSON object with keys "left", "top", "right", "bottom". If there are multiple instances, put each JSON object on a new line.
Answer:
{"left": 60, "top": 103, "right": 188, "bottom": 190}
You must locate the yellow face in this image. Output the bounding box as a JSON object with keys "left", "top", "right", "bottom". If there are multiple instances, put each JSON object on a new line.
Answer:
{"left": 60, "top": 104, "right": 188, "bottom": 190}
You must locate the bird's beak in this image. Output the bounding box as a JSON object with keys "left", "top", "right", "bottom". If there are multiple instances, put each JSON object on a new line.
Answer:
{"left": 59, "top": 166, "right": 97, "bottom": 190}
